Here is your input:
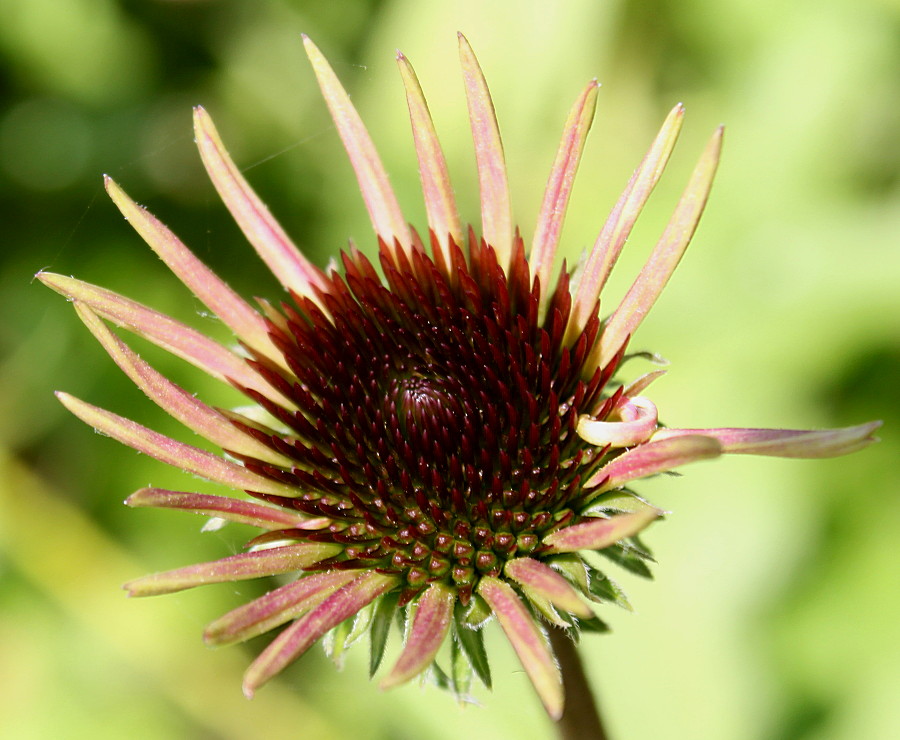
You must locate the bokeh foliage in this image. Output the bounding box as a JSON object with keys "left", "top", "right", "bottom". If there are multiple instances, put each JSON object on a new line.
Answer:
{"left": 2, "top": 1, "right": 898, "bottom": 738}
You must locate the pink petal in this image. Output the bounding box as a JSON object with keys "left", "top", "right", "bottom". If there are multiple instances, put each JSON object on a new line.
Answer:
{"left": 593, "top": 126, "right": 724, "bottom": 368}
{"left": 125, "top": 487, "right": 315, "bottom": 530}
{"left": 380, "top": 582, "right": 454, "bottom": 689}
{"left": 124, "top": 543, "right": 338, "bottom": 596}
{"left": 530, "top": 80, "right": 599, "bottom": 307}
{"left": 587, "top": 434, "right": 723, "bottom": 491}
{"left": 74, "top": 303, "right": 291, "bottom": 467}
{"left": 505, "top": 558, "right": 593, "bottom": 618}
{"left": 243, "top": 571, "right": 396, "bottom": 697}
{"left": 105, "top": 175, "right": 285, "bottom": 365}
{"left": 567, "top": 104, "right": 685, "bottom": 347}
{"left": 56, "top": 392, "right": 297, "bottom": 498}
{"left": 192, "top": 107, "right": 330, "bottom": 306}
{"left": 204, "top": 570, "right": 358, "bottom": 646}
{"left": 396, "top": 51, "right": 463, "bottom": 268}
{"left": 543, "top": 509, "right": 662, "bottom": 553}
{"left": 477, "top": 576, "right": 563, "bottom": 720}
{"left": 458, "top": 33, "right": 513, "bottom": 269}
{"left": 577, "top": 395, "right": 658, "bottom": 448}
{"left": 37, "top": 272, "right": 293, "bottom": 408}
{"left": 652, "top": 421, "right": 882, "bottom": 458}
{"left": 623, "top": 369, "right": 667, "bottom": 397}
{"left": 302, "top": 36, "right": 410, "bottom": 253}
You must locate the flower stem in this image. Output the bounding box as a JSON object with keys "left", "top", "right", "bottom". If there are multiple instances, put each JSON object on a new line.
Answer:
{"left": 549, "top": 627, "right": 609, "bottom": 740}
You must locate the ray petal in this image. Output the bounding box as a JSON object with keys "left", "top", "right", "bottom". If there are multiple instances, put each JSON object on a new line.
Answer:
{"left": 124, "top": 543, "right": 339, "bottom": 597}
{"left": 125, "top": 488, "right": 315, "bottom": 530}
{"left": 396, "top": 52, "right": 462, "bottom": 267}
{"left": 531, "top": 80, "right": 599, "bottom": 306}
{"left": 567, "top": 104, "right": 685, "bottom": 346}
{"left": 192, "top": 107, "right": 329, "bottom": 306}
{"left": 577, "top": 395, "right": 658, "bottom": 448}
{"left": 38, "top": 273, "right": 293, "bottom": 408}
{"left": 505, "top": 558, "right": 593, "bottom": 618}
{"left": 204, "top": 570, "right": 358, "bottom": 646}
{"left": 458, "top": 33, "right": 513, "bottom": 268}
{"left": 302, "top": 36, "right": 410, "bottom": 253}
{"left": 543, "top": 509, "right": 662, "bottom": 553}
{"left": 56, "top": 392, "right": 297, "bottom": 498}
{"left": 652, "top": 421, "right": 882, "bottom": 458}
{"left": 477, "top": 576, "right": 563, "bottom": 720}
{"left": 243, "top": 571, "right": 396, "bottom": 697}
{"left": 74, "top": 303, "right": 292, "bottom": 467}
{"left": 593, "top": 126, "right": 724, "bottom": 368}
{"left": 380, "top": 582, "right": 454, "bottom": 689}
{"left": 587, "top": 434, "right": 723, "bottom": 491}
{"left": 105, "top": 175, "right": 285, "bottom": 364}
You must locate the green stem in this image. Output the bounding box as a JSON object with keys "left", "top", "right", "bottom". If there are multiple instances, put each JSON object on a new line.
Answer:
{"left": 548, "top": 627, "right": 609, "bottom": 740}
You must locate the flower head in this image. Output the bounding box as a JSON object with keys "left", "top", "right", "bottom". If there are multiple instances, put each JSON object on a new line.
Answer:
{"left": 39, "top": 35, "right": 880, "bottom": 720}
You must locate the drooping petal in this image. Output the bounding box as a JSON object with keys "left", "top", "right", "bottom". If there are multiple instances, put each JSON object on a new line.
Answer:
{"left": 204, "top": 570, "right": 358, "bottom": 646}
{"left": 242, "top": 571, "right": 397, "bottom": 697}
{"left": 567, "top": 104, "right": 685, "bottom": 346}
{"left": 477, "top": 576, "right": 563, "bottom": 720}
{"left": 105, "top": 175, "right": 286, "bottom": 365}
{"left": 37, "top": 272, "right": 293, "bottom": 408}
{"left": 380, "top": 582, "right": 454, "bottom": 689}
{"left": 125, "top": 488, "right": 316, "bottom": 530}
{"left": 587, "top": 434, "right": 723, "bottom": 491}
{"left": 577, "top": 395, "right": 658, "bottom": 448}
{"left": 396, "top": 51, "right": 462, "bottom": 268}
{"left": 458, "top": 32, "right": 513, "bottom": 268}
{"left": 543, "top": 509, "right": 662, "bottom": 553}
{"left": 530, "top": 80, "right": 599, "bottom": 307}
{"left": 124, "top": 543, "right": 339, "bottom": 596}
{"left": 56, "top": 392, "right": 298, "bottom": 498}
{"left": 74, "top": 303, "right": 292, "bottom": 467}
{"left": 302, "top": 36, "right": 411, "bottom": 254}
{"left": 192, "top": 107, "right": 330, "bottom": 307}
{"left": 505, "top": 558, "right": 594, "bottom": 618}
{"left": 652, "top": 421, "right": 882, "bottom": 458}
{"left": 593, "top": 125, "right": 724, "bottom": 368}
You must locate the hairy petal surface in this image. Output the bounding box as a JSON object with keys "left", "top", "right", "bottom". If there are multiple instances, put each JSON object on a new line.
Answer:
{"left": 544, "top": 509, "right": 661, "bottom": 553}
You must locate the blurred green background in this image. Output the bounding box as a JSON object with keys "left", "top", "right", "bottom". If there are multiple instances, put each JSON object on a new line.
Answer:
{"left": 2, "top": 0, "right": 898, "bottom": 738}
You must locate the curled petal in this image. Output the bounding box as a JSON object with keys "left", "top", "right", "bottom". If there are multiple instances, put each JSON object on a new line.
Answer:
{"left": 125, "top": 488, "right": 317, "bottom": 531}
{"left": 303, "top": 36, "right": 410, "bottom": 254}
{"left": 531, "top": 80, "right": 599, "bottom": 306}
{"left": 577, "top": 395, "right": 658, "bottom": 448}
{"left": 124, "top": 543, "right": 339, "bottom": 597}
{"left": 380, "top": 582, "right": 454, "bottom": 690}
{"left": 505, "top": 558, "right": 593, "bottom": 618}
{"left": 652, "top": 421, "right": 882, "bottom": 458}
{"left": 37, "top": 272, "right": 294, "bottom": 408}
{"left": 587, "top": 434, "right": 722, "bottom": 491}
{"left": 567, "top": 104, "right": 685, "bottom": 346}
{"left": 204, "top": 570, "right": 358, "bottom": 646}
{"left": 243, "top": 571, "right": 396, "bottom": 697}
{"left": 593, "top": 125, "right": 724, "bottom": 369}
{"left": 458, "top": 32, "right": 513, "bottom": 268}
{"left": 477, "top": 576, "right": 563, "bottom": 720}
{"left": 543, "top": 509, "right": 662, "bottom": 553}
{"left": 105, "top": 175, "right": 286, "bottom": 365}
{"left": 74, "top": 303, "right": 291, "bottom": 467}
{"left": 396, "top": 52, "right": 462, "bottom": 267}
{"left": 56, "top": 392, "right": 298, "bottom": 498}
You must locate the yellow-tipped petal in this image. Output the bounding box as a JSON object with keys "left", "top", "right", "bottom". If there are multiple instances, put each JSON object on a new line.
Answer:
{"left": 396, "top": 51, "right": 462, "bottom": 268}
{"left": 458, "top": 33, "right": 513, "bottom": 269}
{"left": 302, "top": 36, "right": 410, "bottom": 254}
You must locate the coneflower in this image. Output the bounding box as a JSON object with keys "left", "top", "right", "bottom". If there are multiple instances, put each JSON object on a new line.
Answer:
{"left": 39, "top": 34, "right": 880, "bottom": 729}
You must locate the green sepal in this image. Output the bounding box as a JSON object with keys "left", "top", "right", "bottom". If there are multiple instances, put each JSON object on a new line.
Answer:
{"left": 574, "top": 613, "right": 610, "bottom": 634}
{"left": 597, "top": 543, "right": 655, "bottom": 579}
{"left": 322, "top": 615, "right": 354, "bottom": 668}
{"left": 450, "top": 636, "right": 472, "bottom": 699}
{"left": 582, "top": 488, "right": 657, "bottom": 516}
{"left": 546, "top": 553, "right": 591, "bottom": 595}
{"left": 453, "top": 602, "right": 492, "bottom": 689}
{"left": 368, "top": 591, "right": 399, "bottom": 677}
{"left": 585, "top": 566, "right": 632, "bottom": 611}
{"left": 460, "top": 592, "right": 492, "bottom": 629}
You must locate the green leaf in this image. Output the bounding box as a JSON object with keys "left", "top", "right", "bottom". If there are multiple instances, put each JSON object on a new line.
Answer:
{"left": 368, "top": 592, "right": 398, "bottom": 677}
{"left": 598, "top": 543, "right": 655, "bottom": 579}
{"left": 453, "top": 602, "right": 492, "bottom": 689}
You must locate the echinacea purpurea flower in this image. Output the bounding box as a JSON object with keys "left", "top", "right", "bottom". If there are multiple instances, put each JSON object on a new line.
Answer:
{"left": 39, "top": 35, "right": 881, "bottom": 720}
